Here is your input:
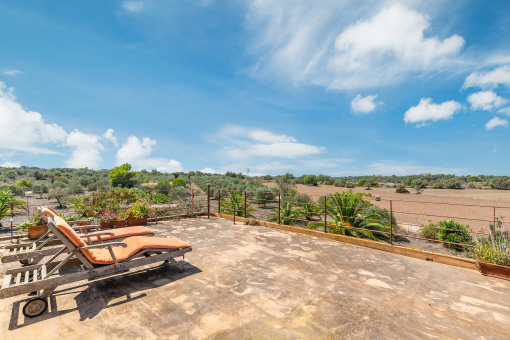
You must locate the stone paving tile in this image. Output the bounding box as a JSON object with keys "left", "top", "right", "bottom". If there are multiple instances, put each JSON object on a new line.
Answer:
{"left": 1, "top": 217, "right": 510, "bottom": 339}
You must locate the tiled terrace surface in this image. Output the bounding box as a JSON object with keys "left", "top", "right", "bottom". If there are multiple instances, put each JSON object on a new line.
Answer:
{"left": 1, "top": 217, "right": 510, "bottom": 339}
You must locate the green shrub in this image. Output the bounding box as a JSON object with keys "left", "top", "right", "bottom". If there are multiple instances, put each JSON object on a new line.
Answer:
{"left": 80, "top": 177, "right": 92, "bottom": 187}
{"left": 16, "top": 178, "right": 31, "bottom": 188}
{"left": 155, "top": 179, "right": 172, "bottom": 195}
{"left": 8, "top": 184, "right": 25, "bottom": 197}
{"left": 490, "top": 177, "right": 510, "bottom": 190}
{"left": 68, "top": 181, "right": 85, "bottom": 194}
{"left": 395, "top": 186, "right": 410, "bottom": 194}
{"left": 255, "top": 188, "right": 275, "bottom": 207}
{"left": 417, "top": 220, "right": 439, "bottom": 239}
{"left": 172, "top": 178, "right": 187, "bottom": 188}
{"left": 334, "top": 179, "right": 346, "bottom": 187}
{"left": 48, "top": 188, "right": 70, "bottom": 208}
{"left": 345, "top": 182, "right": 354, "bottom": 188}
{"left": 125, "top": 200, "right": 152, "bottom": 219}
{"left": 51, "top": 181, "right": 67, "bottom": 189}
{"left": 433, "top": 182, "right": 444, "bottom": 189}
{"left": 4, "top": 170, "right": 18, "bottom": 180}
{"left": 86, "top": 182, "right": 98, "bottom": 191}
{"left": 443, "top": 179, "right": 462, "bottom": 189}
{"left": 437, "top": 219, "right": 473, "bottom": 250}
{"left": 325, "top": 180, "right": 334, "bottom": 185}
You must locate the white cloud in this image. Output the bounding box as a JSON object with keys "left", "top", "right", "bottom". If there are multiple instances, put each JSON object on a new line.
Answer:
{"left": 123, "top": 1, "right": 144, "bottom": 12}
{"left": 200, "top": 167, "right": 218, "bottom": 174}
{"left": 493, "top": 149, "right": 497, "bottom": 153}
{"left": 64, "top": 130, "right": 105, "bottom": 169}
{"left": 467, "top": 91, "right": 507, "bottom": 111}
{"left": 463, "top": 65, "right": 510, "bottom": 89}
{"left": 497, "top": 107, "right": 510, "bottom": 115}
{"left": 485, "top": 117, "right": 508, "bottom": 130}
{"left": 116, "top": 136, "right": 183, "bottom": 172}
{"left": 404, "top": 98, "right": 462, "bottom": 126}
{"left": 247, "top": 2, "right": 465, "bottom": 90}
{"left": 350, "top": 94, "right": 381, "bottom": 114}
{"left": 102, "top": 129, "right": 119, "bottom": 147}
{"left": 0, "top": 161, "right": 20, "bottom": 168}
{"left": 1, "top": 69, "right": 22, "bottom": 76}
{"left": 216, "top": 125, "right": 324, "bottom": 159}
{"left": 0, "top": 81, "right": 67, "bottom": 154}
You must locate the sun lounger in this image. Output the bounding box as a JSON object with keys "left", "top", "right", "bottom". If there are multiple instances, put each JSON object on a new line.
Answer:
{"left": 0, "top": 214, "right": 192, "bottom": 318}
{"left": 1, "top": 207, "right": 155, "bottom": 264}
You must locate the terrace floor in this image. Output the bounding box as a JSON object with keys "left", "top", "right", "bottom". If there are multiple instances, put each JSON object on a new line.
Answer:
{"left": 1, "top": 217, "right": 510, "bottom": 339}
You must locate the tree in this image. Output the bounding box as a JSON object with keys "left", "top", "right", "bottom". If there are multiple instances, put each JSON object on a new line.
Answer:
{"left": 490, "top": 178, "right": 510, "bottom": 190}
{"left": 172, "top": 178, "right": 187, "bottom": 188}
{"left": 109, "top": 163, "right": 137, "bottom": 188}
{"left": 16, "top": 178, "right": 31, "bottom": 188}
{"left": 0, "top": 190, "right": 27, "bottom": 218}
{"left": 44, "top": 169, "right": 61, "bottom": 184}
{"left": 4, "top": 170, "right": 18, "bottom": 180}
{"left": 48, "top": 188, "right": 70, "bottom": 208}
{"left": 32, "top": 184, "right": 49, "bottom": 198}
{"left": 443, "top": 178, "right": 462, "bottom": 189}
{"left": 68, "top": 181, "right": 85, "bottom": 194}
{"left": 255, "top": 187, "right": 276, "bottom": 207}
{"left": 155, "top": 179, "right": 172, "bottom": 195}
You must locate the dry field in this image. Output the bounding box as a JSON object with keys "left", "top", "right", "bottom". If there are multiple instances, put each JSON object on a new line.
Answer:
{"left": 265, "top": 183, "right": 510, "bottom": 231}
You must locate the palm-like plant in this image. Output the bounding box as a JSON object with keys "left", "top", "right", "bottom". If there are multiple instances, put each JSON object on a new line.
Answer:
{"left": 0, "top": 190, "right": 27, "bottom": 219}
{"left": 220, "top": 191, "right": 255, "bottom": 218}
{"left": 307, "top": 191, "right": 393, "bottom": 242}
{"left": 295, "top": 201, "right": 321, "bottom": 220}
{"left": 269, "top": 203, "right": 300, "bottom": 226}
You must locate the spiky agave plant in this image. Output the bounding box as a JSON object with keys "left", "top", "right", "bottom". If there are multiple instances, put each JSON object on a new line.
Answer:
{"left": 475, "top": 220, "right": 510, "bottom": 266}
{"left": 295, "top": 201, "right": 322, "bottom": 220}
{"left": 268, "top": 203, "right": 300, "bottom": 226}
{"left": 306, "top": 190, "right": 393, "bottom": 242}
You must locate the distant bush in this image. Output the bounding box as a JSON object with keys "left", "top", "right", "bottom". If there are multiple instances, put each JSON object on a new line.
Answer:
{"left": 172, "top": 178, "right": 187, "bottom": 188}
{"left": 490, "top": 177, "right": 510, "bottom": 190}
{"left": 395, "top": 186, "right": 410, "bottom": 194}
{"left": 16, "top": 179, "right": 31, "bottom": 188}
{"left": 345, "top": 182, "right": 355, "bottom": 188}
{"left": 155, "top": 179, "right": 172, "bottom": 195}
{"left": 7, "top": 184, "right": 25, "bottom": 197}
{"left": 255, "top": 188, "right": 275, "bottom": 207}
{"left": 68, "top": 181, "right": 84, "bottom": 194}
{"left": 418, "top": 220, "right": 439, "bottom": 239}
{"left": 80, "top": 177, "right": 92, "bottom": 187}
{"left": 4, "top": 170, "right": 18, "bottom": 180}
{"left": 443, "top": 179, "right": 462, "bottom": 189}
{"left": 433, "top": 182, "right": 444, "bottom": 189}
{"left": 86, "top": 182, "right": 98, "bottom": 191}
{"left": 334, "top": 179, "right": 346, "bottom": 187}
{"left": 109, "top": 163, "right": 136, "bottom": 188}
{"left": 325, "top": 180, "right": 334, "bottom": 185}
{"left": 51, "top": 181, "right": 67, "bottom": 189}
{"left": 410, "top": 179, "right": 426, "bottom": 188}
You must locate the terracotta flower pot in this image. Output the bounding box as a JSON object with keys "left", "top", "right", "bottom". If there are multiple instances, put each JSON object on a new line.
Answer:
{"left": 127, "top": 216, "right": 148, "bottom": 226}
{"left": 478, "top": 262, "right": 510, "bottom": 280}
{"left": 100, "top": 222, "right": 111, "bottom": 229}
{"left": 28, "top": 224, "right": 48, "bottom": 239}
{"left": 113, "top": 220, "right": 126, "bottom": 228}
{"left": 77, "top": 221, "right": 91, "bottom": 226}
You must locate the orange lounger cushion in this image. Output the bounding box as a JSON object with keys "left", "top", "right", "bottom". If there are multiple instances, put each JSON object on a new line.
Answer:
{"left": 85, "top": 226, "right": 154, "bottom": 242}
{"left": 82, "top": 236, "right": 192, "bottom": 265}
{"left": 41, "top": 207, "right": 59, "bottom": 218}
{"left": 54, "top": 216, "right": 88, "bottom": 248}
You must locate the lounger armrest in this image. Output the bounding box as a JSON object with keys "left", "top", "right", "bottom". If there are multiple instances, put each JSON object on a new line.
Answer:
{"left": 77, "top": 242, "right": 127, "bottom": 250}
{"left": 78, "top": 231, "right": 115, "bottom": 238}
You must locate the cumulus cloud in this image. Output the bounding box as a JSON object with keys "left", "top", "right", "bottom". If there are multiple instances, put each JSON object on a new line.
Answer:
{"left": 0, "top": 161, "right": 21, "bottom": 167}
{"left": 247, "top": 2, "right": 465, "bottom": 89}
{"left": 116, "top": 136, "right": 183, "bottom": 172}
{"left": 467, "top": 91, "right": 507, "bottom": 111}
{"left": 123, "top": 1, "right": 144, "bottom": 12}
{"left": 497, "top": 107, "right": 510, "bottom": 115}
{"left": 200, "top": 167, "right": 218, "bottom": 174}
{"left": 350, "top": 94, "right": 382, "bottom": 114}
{"left": 0, "top": 81, "right": 117, "bottom": 168}
{"left": 216, "top": 124, "right": 324, "bottom": 159}
{"left": 0, "top": 81, "right": 67, "bottom": 154}
{"left": 102, "top": 129, "right": 119, "bottom": 147}
{"left": 1, "top": 69, "right": 22, "bottom": 76}
{"left": 463, "top": 65, "right": 510, "bottom": 90}
{"left": 404, "top": 98, "right": 462, "bottom": 126}
{"left": 485, "top": 117, "right": 508, "bottom": 130}
{"left": 65, "top": 130, "right": 105, "bottom": 169}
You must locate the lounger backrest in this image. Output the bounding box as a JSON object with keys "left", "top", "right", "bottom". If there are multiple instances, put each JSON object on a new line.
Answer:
{"left": 40, "top": 206, "right": 59, "bottom": 221}
{"left": 53, "top": 216, "right": 88, "bottom": 248}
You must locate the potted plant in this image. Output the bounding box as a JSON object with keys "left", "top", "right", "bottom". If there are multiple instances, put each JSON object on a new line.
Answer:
{"left": 98, "top": 211, "right": 126, "bottom": 228}
{"left": 17, "top": 214, "right": 48, "bottom": 239}
{"left": 474, "top": 222, "right": 510, "bottom": 280}
{"left": 125, "top": 200, "right": 152, "bottom": 226}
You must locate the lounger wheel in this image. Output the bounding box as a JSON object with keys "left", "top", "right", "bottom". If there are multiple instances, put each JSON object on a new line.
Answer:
{"left": 20, "top": 259, "right": 29, "bottom": 265}
{"left": 22, "top": 297, "right": 48, "bottom": 318}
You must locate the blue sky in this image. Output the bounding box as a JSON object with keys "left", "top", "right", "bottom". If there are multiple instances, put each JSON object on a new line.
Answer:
{"left": 1, "top": 0, "right": 510, "bottom": 176}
